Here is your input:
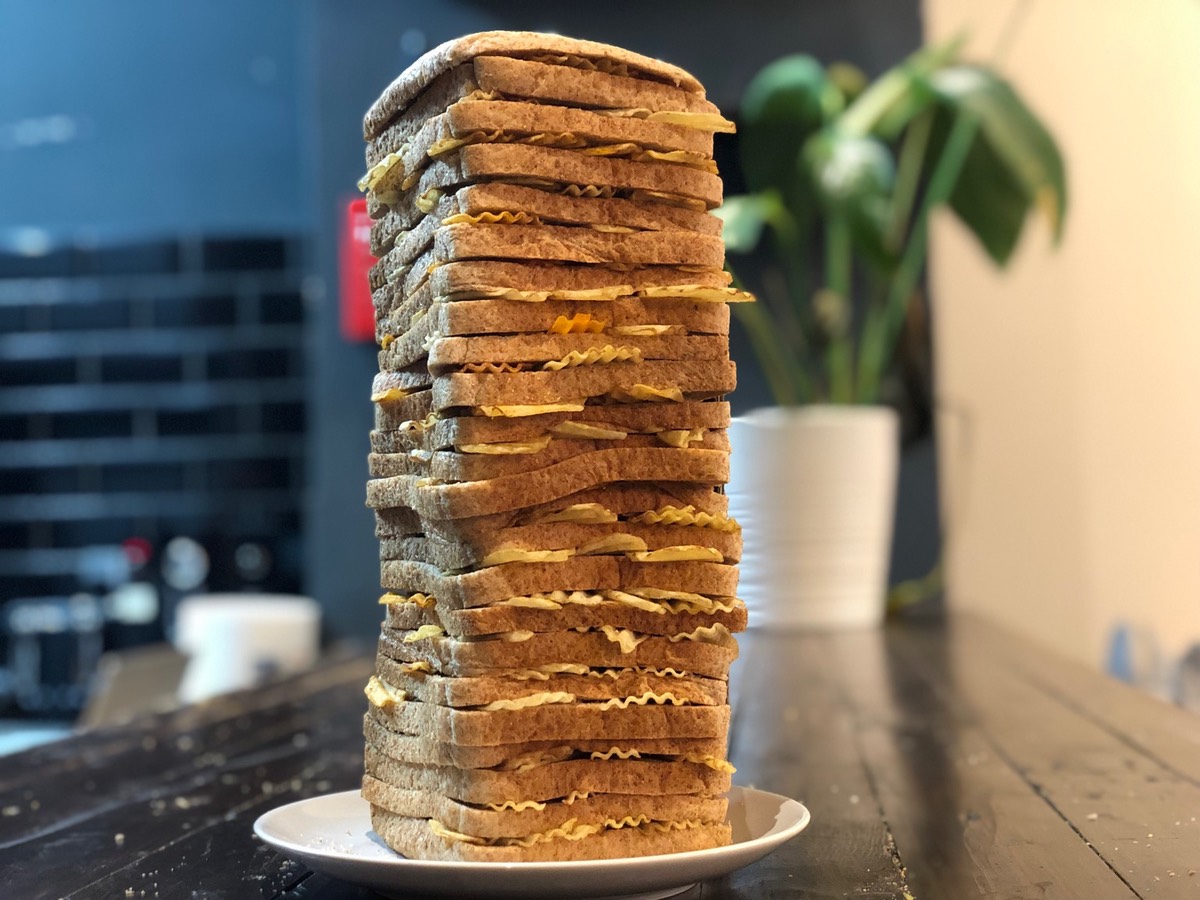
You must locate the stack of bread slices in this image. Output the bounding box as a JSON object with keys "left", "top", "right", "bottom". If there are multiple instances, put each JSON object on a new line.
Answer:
{"left": 357, "top": 32, "right": 752, "bottom": 862}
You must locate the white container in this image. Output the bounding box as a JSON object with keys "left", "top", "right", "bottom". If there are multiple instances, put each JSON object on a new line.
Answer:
{"left": 729, "top": 405, "right": 899, "bottom": 629}
{"left": 173, "top": 593, "right": 321, "bottom": 703}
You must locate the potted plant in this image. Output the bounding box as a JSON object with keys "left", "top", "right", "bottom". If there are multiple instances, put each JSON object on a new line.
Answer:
{"left": 719, "top": 40, "right": 1066, "bottom": 628}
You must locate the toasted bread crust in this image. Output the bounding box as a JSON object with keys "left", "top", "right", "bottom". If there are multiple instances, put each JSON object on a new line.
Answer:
{"left": 364, "top": 711, "right": 727, "bottom": 769}
{"left": 372, "top": 401, "right": 731, "bottom": 452}
{"left": 372, "top": 183, "right": 722, "bottom": 255}
{"left": 381, "top": 597, "right": 747, "bottom": 640}
{"left": 374, "top": 654, "right": 730, "bottom": 706}
{"left": 364, "top": 741, "right": 731, "bottom": 804}
{"left": 365, "top": 32, "right": 708, "bottom": 138}
{"left": 368, "top": 804, "right": 731, "bottom": 861}
{"left": 363, "top": 775, "right": 728, "bottom": 841}
{"left": 377, "top": 627, "right": 738, "bottom": 680}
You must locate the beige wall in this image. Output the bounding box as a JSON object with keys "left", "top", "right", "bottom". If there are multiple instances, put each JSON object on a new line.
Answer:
{"left": 925, "top": 0, "right": 1200, "bottom": 675}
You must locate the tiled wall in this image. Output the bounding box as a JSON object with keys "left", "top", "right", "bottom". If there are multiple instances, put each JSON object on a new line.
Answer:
{"left": 0, "top": 236, "right": 308, "bottom": 601}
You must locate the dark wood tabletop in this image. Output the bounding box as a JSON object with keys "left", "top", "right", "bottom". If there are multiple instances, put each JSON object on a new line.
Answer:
{"left": 3, "top": 615, "right": 1199, "bottom": 899}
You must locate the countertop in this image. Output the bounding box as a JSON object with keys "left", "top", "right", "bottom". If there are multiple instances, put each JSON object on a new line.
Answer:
{"left": 3, "top": 615, "right": 1200, "bottom": 898}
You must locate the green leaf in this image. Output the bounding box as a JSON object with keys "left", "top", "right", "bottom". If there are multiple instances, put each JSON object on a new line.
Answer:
{"left": 945, "top": 119, "right": 1032, "bottom": 264}
{"left": 803, "top": 131, "right": 895, "bottom": 212}
{"left": 739, "top": 55, "right": 839, "bottom": 221}
{"left": 801, "top": 130, "right": 897, "bottom": 271}
{"left": 838, "top": 36, "right": 963, "bottom": 140}
{"left": 930, "top": 65, "right": 1067, "bottom": 242}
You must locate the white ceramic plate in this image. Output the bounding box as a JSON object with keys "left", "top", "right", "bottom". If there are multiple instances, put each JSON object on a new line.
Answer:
{"left": 253, "top": 785, "right": 810, "bottom": 900}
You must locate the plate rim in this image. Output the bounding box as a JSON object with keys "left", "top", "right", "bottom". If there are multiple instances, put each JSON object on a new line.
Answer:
{"left": 253, "top": 784, "right": 810, "bottom": 872}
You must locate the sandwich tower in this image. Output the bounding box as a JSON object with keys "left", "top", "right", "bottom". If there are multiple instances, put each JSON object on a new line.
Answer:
{"left": 358, "top": 32, "right": 752, "bottom": 862}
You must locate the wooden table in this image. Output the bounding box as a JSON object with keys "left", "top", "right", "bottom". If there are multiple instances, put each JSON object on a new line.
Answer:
{"left": 3, "top": 616, "right": 1199, "bottom": 899}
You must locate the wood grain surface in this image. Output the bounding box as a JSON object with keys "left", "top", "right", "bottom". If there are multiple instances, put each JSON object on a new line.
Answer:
{"left": 3, "top": 616, "right": 1198, "bottom": 899}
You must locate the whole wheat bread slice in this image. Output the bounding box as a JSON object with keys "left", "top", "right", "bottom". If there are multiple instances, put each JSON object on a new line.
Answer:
{"left": 365, "top": 33, "right": 712, "bottom": 138}
{"left": 365, "top": 100, "right": 718, "bottom": 208}
{"left": 363, "top": 774, "right": 727, "bottom": 841}
{"left": 364, "top": 711, "right": 727, "bottom": 769}
{"left": 368, "top": 431, "right": 730, "bottom": 482}
{"left": 388, "top": 142, "right": 723, "bottom": 212}
{"left": 436, "top": 222, "right": 725, "bottom": 267}
{"left": 374, "top": 266, "right": 739, "bottom": 338}
{"left": 369, "top": 805, "right": 731, "bottom": 861}
{"left": 371, "top": 182, "right": 721, "bottom": 255}
{"left": 374, "top": 654, "right": 729, "bottom": 707}
{"left": 373, "top": 400, "right": 730, "bottom": 449}
{"left": 370, "top": 225, "right": 724, "bottom": 291}
{"left": 378, "top": 557, "right": 739, "bottom": 609}
{"left": 377, "top": 626, "right": 738, "bottom": 680}
{"left": 417, "top": 333, "right": 729, "bottom": 372}
{"left": 384, "top": 321, "right": 724, "bottom": 376}
{"left": 368, "top": 694, "right": 730, "bottom": 746}
{"left": 364, "top": 741, "right": 732, "bottom": 805}
{"left": 376, "top": 517, "right": 740, "bottom": 571}
{"left": 390, "top": 360, "right": 737, "bottom": 411}
{"left": 366, "top": 448, "right": 729, "bottom": 519}
{"left": 370, "top": 97, "right": 716, "bottom": 168}
{"left": 374, "top": 483, "right": 730, "bottom": 540}
{"left": 430, "top": 258, "right": 730, "bottom": 298}
{"left": 381, "top": 596, "right": 747, "bottom": 640}
{"left": 376, "top": 289, "right": 730, "bottom": 346}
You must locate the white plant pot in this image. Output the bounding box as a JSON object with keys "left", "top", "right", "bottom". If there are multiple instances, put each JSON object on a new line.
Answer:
{"left": 728, "top": 405, "right": 899, "bottom": 629}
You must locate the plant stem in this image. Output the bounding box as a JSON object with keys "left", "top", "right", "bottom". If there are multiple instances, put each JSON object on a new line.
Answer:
{"left": 857, "top": 108, "right": 935, "bottom": 402}
{"left": 886, "top": 109, "right": 935, "bottom": 253}
{"left": 733, "top": 303, "right": 808, "bottom": 406}
{"left": 858, "top": 112, "right": 979, "bottom": 402}
{"left": 764, "top": 198, "right": 814, "bottom": 355}
{"left": 838, "top": 36, "right": 964, "bottom": 138}
{"left": 824, "top": 215, "right": 854, "bottom": 403}
{"left": 728, "top": 264, "right": 811, "bottom": 405}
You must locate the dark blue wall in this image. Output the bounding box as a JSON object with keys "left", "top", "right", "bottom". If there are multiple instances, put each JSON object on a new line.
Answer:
{"left": 0, "top": 0, "right": 311, "bottom": 242}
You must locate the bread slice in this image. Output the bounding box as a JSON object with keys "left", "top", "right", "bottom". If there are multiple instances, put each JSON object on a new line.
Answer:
{"left": 366, "top": 365, "right": 735, "bottom": 410}
{"left": 376, "top": 361, "right": 736, "bottom": 411}
{"left": 374, "top": 654, "right": 729, "bottom": 707}
{"left": 388, "top": 142, "right": 723, "bottom": 212}
{"left": 429, "top": 258, "right": 731, "bottom": 298}
{"left": 374, "top": 484, "right": 730, "bottom": 541}
{"left": 381, "top": 595, "right": 747, "bottom": 640}
{"left": 376, "top": 515, "right": 741, "bottom": 570}
{"left": 364, "top": 100, "right": 719, "bottom": 210}
{"left": 365, "top": 448, "right": 729, "bottom": 519}
{"left": 374, "top": 265, "right": 741, "bottom": 338}
{"left": 370, "top": 182, "right": 721, "bottom": 255}
{"left": 421, "top": 333, "right": 729, "bottom": 372}
{"left": 364, "top": 741, "right": 732, "bottom": 805}
{"left": 373, "top": 399, "right": 730, "bottom": 449}
{"left": 375, "top": 281, "right": 738, "bottom": 344}
{"left": 372, "top": 97, "right": 717, "bottom": 165}
{"left": 368, "top": 805, "right": 731, "bottom": 861}
{"left": 364, "top": 710, "right": 728, "bottom": 769}
{"left": 377, "top": 625, "right": 738, "bottom": 680}
{"left": 435, "top": 222, "right": 726, "bottom": 267}
{"left": 378, "top": 557, "right": 739, "bottom": 609}
{"left": 370, "top": 225, "right": 725, "bottom": 294}
{"left": 367, "top": 693, "right": 730, "bottom": 747}
{"left": 384, "top": 312, "right": 730, "bottom": 373}
{"left": 368, "top": 431, "right": 730, "bottom": 482}
{"left": 363, "top": 774, "right": 727, "bottom": 842}
{"left": 365, "top": 33, "right": 714, "bottom": 139}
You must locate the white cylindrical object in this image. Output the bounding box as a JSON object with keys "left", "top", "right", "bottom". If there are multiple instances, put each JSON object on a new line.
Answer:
{"left": 729, "top": 405, "right": 899, "bottom": 629}
{"left": 173, "top": 594, "right": 321, "bottom": 703}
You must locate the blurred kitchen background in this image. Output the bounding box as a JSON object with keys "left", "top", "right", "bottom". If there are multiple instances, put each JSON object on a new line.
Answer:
{"left": 2, "top": 0, "right": 1198, "bottom": 745}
